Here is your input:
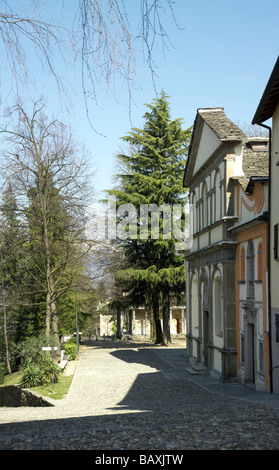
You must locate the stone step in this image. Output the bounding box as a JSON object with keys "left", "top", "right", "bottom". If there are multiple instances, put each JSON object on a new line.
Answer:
{"left": 185, "top": 365, "right": 208, "bottom": 375}
{"left": 192, "top": 365, "right": 207, "bottom": 372}
{"left": 185, "top": 367, "right": 202, "bottom": 375}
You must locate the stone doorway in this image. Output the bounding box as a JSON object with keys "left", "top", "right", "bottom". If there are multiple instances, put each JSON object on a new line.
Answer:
{"left": 246, "top": 322, "right": 255, "bottom": 386}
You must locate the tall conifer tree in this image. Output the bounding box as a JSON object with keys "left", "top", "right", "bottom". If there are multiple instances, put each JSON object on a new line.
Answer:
{"left": 0, "top": 183, "right": 26, "bottom": 371}
{"left": 108, "top": 91, "right": 192, "bottom": 343}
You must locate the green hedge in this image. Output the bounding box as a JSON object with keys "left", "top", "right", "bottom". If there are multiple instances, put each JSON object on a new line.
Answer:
{"left": 0, "top": 364, "right": 5, "bottom": 385}
{"left": 64, "top": 342, "right": 77, "bottom": 360}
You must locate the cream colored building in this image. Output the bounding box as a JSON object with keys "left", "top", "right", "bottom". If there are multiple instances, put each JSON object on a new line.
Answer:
{"left": 183, "top": 108, "right": 268, "bottom": 382}
{"left": 97, "top": 304, "right": 186, "bottom": 338}
{"left": 252, "top": 56, "right": 279, "bottom": 393}
{"left": 230, "top": 177, "right": 270, "bottom": 391}
{"left": 128, "top": 306, "right": 186, "bottom": 337}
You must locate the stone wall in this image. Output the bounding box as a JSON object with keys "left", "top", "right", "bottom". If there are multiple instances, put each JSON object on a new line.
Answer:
{"left": 0, "top": 385, "right": 54, "bottom": 407}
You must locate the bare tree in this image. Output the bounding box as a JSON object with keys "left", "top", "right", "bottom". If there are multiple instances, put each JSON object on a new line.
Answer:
{"left": 235, "top": 120, "right": 269, "bottom": 137}
{"left": 0, "top": 1, "right": 179, "bottom": 121}
{"left": 0, "top": 100, "right": 94, "bottom": 340}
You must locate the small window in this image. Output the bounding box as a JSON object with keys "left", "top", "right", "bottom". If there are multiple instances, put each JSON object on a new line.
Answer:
{"left": 240, "top": 246, "right": 245, "bottom": 281}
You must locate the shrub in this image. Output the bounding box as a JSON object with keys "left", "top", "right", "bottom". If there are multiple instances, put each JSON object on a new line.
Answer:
{"left": 20, "top": 361, "right": 42, "bottom": 388}
{"left": 20, "top": 357, "right": 61, "bottom": 388}
{"left": 15, "top": 335, "right": 59, "bottom": 366}
{"left": 67, "top": 336, "right": 78, "bottom": 345}
{"left": 0, "top": 364, "right": 5, "bottom": 384}
{"left": 40, "top": 358, "right": 61, "bottom": 384}
{"left": 64, "top": 342, "right": 77, "bottom": 360}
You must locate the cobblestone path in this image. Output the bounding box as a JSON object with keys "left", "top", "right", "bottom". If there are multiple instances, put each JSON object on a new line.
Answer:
{"left": 0, "top": 339, "right": 278, "bottom": 450}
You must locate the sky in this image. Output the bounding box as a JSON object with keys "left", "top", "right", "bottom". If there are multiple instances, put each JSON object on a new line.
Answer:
{"left": 0, "top": 0, "right": 279, "bottom": 201}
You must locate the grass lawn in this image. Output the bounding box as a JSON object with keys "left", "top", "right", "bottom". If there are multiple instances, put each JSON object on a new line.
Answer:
{"left": 31, "top": 374, "right": 74, "bottom": 400}
{"left": 1, "top": 364, "right": 76, "bottom": 400}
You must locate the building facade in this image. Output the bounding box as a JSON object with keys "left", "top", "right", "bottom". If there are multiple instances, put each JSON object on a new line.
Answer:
{"left": 252, "top": 56, "right": 279, "bottom": 393}
{"left": 183, "top": 108, "right": 269, "bottom": 383}
{"left": 97, "top": 304, "right": 186, "bottom": 338}
{"left": 230, "top": 177, "right": 270, "bottom": 391}
{"left": 128, "top": 305, "right": 186, "bottom": 337}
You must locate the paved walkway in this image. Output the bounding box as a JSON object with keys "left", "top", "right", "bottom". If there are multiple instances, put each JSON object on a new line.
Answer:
{"left": 0, "top": 338, "right": 279, "bottom": 450}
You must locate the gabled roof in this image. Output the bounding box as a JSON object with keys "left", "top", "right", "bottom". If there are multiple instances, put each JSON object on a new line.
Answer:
{"left": 234, "top": 138, "right": 269, "bottom": 190}
{"left": 198, "top": 108, "right": 245, "bottom": 141}
{"left": 183, "top": 108, "right": 245, "bottom": 187}
{"left": 252, "top": 56, "right": 279, "bottom": 124}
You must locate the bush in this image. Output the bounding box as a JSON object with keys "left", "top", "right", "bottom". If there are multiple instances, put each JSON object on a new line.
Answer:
{"left": 16, "top": 335, "right": 59, "bottom": 366}
{"left": 0, "top": 364, "right": 5, "bottom": 384}
{"left": 40, "top": 357, "right": 61, "bottom": 384}
{"left": 20, "top": 357, "right": 61, "bottom": 388}
{"left": 64, "top": 342, "right": 77, "bottom": 360}
{"left": 67, "top": 336, "right": 78, "bottom": 344}
{"left": 20, "top": 361, "right": 42, "bottom": 388}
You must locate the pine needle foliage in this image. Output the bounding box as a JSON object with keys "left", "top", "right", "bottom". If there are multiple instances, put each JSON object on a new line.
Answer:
{"left": 107, "top": 91, "right": 192, "bottom": 343}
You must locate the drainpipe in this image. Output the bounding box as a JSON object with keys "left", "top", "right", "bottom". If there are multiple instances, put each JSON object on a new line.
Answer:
{"left": 257, "top": 122, "right": 273, "bottom": 393}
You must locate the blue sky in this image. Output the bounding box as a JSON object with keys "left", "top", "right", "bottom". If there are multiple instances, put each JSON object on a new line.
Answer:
{"left": 0, "top": 0, "right": 278, "bottom": 199}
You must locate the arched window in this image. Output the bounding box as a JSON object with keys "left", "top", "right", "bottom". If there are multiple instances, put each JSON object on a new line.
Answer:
{"left": 213, "top": 272, "right": 223, "bottom": 337}
{"left": 191, "top": 276, "right": 199, "bottom": 335}
{"left": 247, "top": 240, "right": 255, "bottom": 298}
{"left": 191, "top": 191, "right": 198, "bottom": 234}
{"left": 214, "top": 170, "right": 221, "bottom": 222}
{"left": 202, "top": 183, "right": 208, "bottom": 229}
{"left": 257, "top": 242, "right": 263, "bottom": 281}
{"left": 240, "top": 246, "right": 245, "bottom": 281}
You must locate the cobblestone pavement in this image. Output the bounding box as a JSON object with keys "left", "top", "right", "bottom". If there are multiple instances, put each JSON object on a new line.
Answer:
{"left": 0, "top": 338, "right": 279, "bottom": 451}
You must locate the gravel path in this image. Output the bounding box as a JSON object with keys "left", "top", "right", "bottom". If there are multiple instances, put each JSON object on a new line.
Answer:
{"left": 0, "top": 338, "right": 278, "bottom": 450}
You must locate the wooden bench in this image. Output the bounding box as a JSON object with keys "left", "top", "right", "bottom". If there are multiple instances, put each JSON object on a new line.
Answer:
{"left": 59, "top": 354, "right": 70, "bottom": 370}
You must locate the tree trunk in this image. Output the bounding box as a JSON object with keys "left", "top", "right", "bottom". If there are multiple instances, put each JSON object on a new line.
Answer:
{"left": 49, "top": 274, "right": 59, "bottom": 341}
{"left": 46, "top": 286, "right": 51, "bottom": 337}
{"left": 51, "top": 298, "right": 59, "bottom": 341}
{"left": 162, "top": 295, "right": 171, "bottom": 345}
{"left": 117, "top": 307, "right": 123, "bottom": 339}
{"left": 149, "top": 306, "right": 155, "bottom": 342}
{"left": 44, "top": 216, "right": 58, "bottom": 340}
{"left": 1, "top": 280, "right": 12, "bottom": 375}
{"left": 153, "top": 298, "right": 163, "bottom": 344}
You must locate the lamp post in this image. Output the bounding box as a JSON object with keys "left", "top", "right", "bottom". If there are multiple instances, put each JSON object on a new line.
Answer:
{"left": 42, "top": 347, "right": 58, "bottom": 394}
{"left": 75, "top": 286, "right": 79, "bottom": 355}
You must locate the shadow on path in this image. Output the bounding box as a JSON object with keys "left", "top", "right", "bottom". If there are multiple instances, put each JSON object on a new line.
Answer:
{"left": 1, "top": 338, "right": 279, "bottom": 450}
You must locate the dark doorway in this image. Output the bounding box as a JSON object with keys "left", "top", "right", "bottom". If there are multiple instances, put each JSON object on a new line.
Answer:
{"left": 176, "top": 318, "right": 182, "bottom": 334}
{"left": 203, "top": 310, "right": 209, "bottom": 367}
{"left": 247, "top": 322, "right": 255, "bottom": 385}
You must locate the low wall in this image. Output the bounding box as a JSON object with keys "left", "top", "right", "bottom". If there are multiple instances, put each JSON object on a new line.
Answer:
{"left": 0, "top": 385, "right": 54, "bottom": 407}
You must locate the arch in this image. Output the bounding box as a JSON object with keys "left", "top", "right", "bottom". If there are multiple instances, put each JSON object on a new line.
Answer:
{"left": 191, "top": 273, "right": 199, "bottom": 336}
{"left": 200, "top": 267, "right": 209, "bottom": 307}
{"left": 212, "top": 267, "right": 223, "bottom": 337}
